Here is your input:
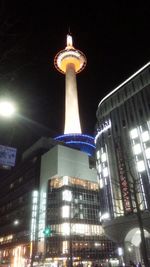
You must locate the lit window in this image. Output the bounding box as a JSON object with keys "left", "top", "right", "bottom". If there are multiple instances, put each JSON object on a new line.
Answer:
{"left": 61, "top": 223, "right": 70, "bottom": 235}
{"left": 62, "top": 205, "right": 70, "bottom": 218}
{"left": 100, "top": 212, "right": 110, "bottom": 221}
{"left": 96, "top": 150, "right": 100, "bottom": 160}
{"left": 32, "top": 211, "right": 37, "bottom": 218}
{"left": 145, "top": 148, "right": 150, "bottom": 159}
{"left": 33, "top": 191, "right": 38, "bottom": 197}
{"left": 62, "top": 190, "right": 72, "bottom": 201}
{"left": 33, "top": 198, "right": 38, "bottom": 204}
{"left": 137, "top": 161, "right": 145, "bottom": 172}
{"left": 62, "top": 241, "right": 68, "bottom": 254}
{"left": 118, "top": 247, "right": 123, "bottom": 256}
{"left": 97, "top": 163, "right": 101, "bottom": 173}
{"left": 32, "top": 205, "right": 37, "bottom": 211}
{"left": 103, "top": 167, "right": 108, "bottom": 177}
{"left": 80, "top": 213, "right": 83, "bottom": 219}
{"left": 133, "top": 144, "right": 142, "bottom": 155}
{"left": 142, "top": 131, "right": 149, "bottom": 142}
{"left": 130, "top": 128, "right": 138, "bottom": 139}
{"left": 99, "top": 179, "right": 104, "bottom": 188}
{"left": 74, "top": 223, "right": 85, "bottom": 234}
{"left": 63, "top": 176, "right": 69, "bottom": 185}
{"left": 101, "top": 153, "right": 107, "bottom": 162}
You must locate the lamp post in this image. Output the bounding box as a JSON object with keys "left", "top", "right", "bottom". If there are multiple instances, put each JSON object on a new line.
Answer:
{"left": 69, "top": 223, "right": 73, "bottom": 267}
{"left": 69, "top": 202, "right": 73, "bottom": 267}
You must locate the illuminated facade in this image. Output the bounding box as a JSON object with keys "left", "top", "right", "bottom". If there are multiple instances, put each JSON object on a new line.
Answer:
{"left": 37, "top": 144, "right": 117, "bottom": 266}
{"left": 0, "top": 144, "right": 43, "bottom": 267}
{"left": 95, "top": 62, "right": 150, "bottom": 264}
{"left": 0, "top": 139, "right": 117, "bottom": 266}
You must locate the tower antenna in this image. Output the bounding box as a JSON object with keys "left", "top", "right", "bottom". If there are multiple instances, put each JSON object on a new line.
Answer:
{"left": 68, "top": 26, "right": 71, "bottom": 35}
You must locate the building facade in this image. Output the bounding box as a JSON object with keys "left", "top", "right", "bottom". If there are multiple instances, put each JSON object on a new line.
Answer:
{"left": 38, "top": 144, "right": 118, "bottom": 266}
{"left": 95, "top": 62, "right": 150, "bottom": 264}
{"left": 0, "top": 137, "right": 56, "bottom": 266}
{"left": 0, "top": 139, "right": 118, "bottom": 267}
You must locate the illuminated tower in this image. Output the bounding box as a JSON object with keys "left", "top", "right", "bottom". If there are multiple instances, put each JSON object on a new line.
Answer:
{"left": 54, "top": 34, "right": 86, "bottom": 134}
{"left": 54, "top": 34, "right": 95, "bottom": 156}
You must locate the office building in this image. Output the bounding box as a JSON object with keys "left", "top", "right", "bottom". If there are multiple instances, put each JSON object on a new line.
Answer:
{"left": 95, "top": 62, "right": 150, "bottom": 264}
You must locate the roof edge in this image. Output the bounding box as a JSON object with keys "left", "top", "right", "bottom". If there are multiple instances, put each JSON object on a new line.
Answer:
{"left": 98, "top": 61, "right": 150, "bottom": 107}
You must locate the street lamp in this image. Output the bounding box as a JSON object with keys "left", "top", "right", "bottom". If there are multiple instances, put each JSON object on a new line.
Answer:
{"left": 13, "top": 219, "right": 19, "bottom": 226}
{"left": 0, "top": 100, "right": 16, "bottom": 118}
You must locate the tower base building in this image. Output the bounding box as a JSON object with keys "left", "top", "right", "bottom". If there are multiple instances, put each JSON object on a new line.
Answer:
{"left": 0, "top": 139, "right": 118, "bottom": 267}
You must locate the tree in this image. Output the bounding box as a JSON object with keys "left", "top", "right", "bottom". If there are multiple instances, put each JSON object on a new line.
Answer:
{"left": 112, "top": 139, "right": 150, "bottom": 267}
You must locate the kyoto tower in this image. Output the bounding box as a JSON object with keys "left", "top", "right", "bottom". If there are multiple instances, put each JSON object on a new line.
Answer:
{"left": 54, "top": 34, "right": 95, "bottom": 156}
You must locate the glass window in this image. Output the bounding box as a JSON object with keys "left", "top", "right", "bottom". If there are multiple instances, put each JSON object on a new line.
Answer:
{"left": 62, "top": 205, "right": 70, "bottom": 218}
{"left": 103, "top": 167, "right": 108, "bottom": 177}
{"left": 130, "top": 128, "right": 138, "bottom": 139}
{"left": 62, "top": 190, "right": 72, "bottom": 201}
{"left": 101, "top": 153, "right": 107, "bottom": 163}
{"left": 133, "top": 144, "right": 142, "bottom": 155}
{"left": 145, "top": 148, "right": 150, "bottom": 159}
{"left": 137, "top": 161, "right": 145, "bottom": 172}
{"left": 142, "top": 131, "right": 149, "bottom": 142}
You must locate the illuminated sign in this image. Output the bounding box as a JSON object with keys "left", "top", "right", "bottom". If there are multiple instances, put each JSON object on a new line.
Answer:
{"left": 115, "top": 140, "right": 132, "bottom": 213}
{"left": 0, "top": 145, "right": 17, "bottom": 167}
{"left": 95, "top": 119, "right": 111, "bottom": 143}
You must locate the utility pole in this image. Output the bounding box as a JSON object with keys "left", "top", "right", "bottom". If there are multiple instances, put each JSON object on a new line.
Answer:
{"left": 69, "top": 202, "right": 73, "bottom": 267}
{"left": 69, "top": 230, "right": 73, "bottom": 267}
{"left": 30, "top": 240, "right": 34, "bottom": 267}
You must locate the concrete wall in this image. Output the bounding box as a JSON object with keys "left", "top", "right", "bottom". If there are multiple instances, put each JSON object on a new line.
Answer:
{"left": 40, "top": 145, "right": 58, "bottom": 191}
{"left": 103, "top": 212, "right": 150, "bottom": 243}
{"left": 57, "top": 145, "right": 97, "bottom": 182}
{"left": 40, "top": 144, "right": 97, "bottom": 189}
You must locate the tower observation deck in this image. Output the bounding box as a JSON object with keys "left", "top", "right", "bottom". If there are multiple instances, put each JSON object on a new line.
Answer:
{"left": 54, "top": 34, "right": 95, "bottom": 156}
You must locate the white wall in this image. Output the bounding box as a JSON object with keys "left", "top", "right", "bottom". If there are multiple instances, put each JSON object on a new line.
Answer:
{"left": 40, "top": 144, "right": 97, "bottom": 188}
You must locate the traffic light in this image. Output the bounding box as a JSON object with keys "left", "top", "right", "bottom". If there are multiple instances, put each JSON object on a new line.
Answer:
{"left": 43, "top": 226, "right": 51, "bottom": 237}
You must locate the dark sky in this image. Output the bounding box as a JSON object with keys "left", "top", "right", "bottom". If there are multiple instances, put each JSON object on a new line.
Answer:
{"left": 0, "top": 1, "right": 150, "bottom": 159}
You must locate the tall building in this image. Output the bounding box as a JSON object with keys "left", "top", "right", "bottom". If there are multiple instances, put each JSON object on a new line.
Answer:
{"left": 54, "top": 34, "right": 95, "bottom": 157}
{"left": 54, "top": 34, "right": 86, "bottom": 135}
{"left": 0, "top": 35, "right": 117, "bottom": 267}
{"left": 95, "top": 62, "right": 150, "bottom": 264}
{"left": 0, "top": 137, "right": 56, "bottom": 267}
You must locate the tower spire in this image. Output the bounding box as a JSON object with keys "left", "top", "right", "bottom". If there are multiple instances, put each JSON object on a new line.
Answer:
{"left": 66, "top": 34, "right": 73, "bottom": 48}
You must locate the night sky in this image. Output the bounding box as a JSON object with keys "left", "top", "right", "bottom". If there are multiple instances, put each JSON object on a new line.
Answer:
{"left": 0, "top": 1, "right": 150, "bottom": 161}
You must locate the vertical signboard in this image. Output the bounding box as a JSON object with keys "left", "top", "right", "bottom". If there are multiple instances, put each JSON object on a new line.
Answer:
{"left": 115, "top": 139, "right": 132, "bottom": 213}
{"left": 0, "top": 145, "right": 17, "bottom": 167}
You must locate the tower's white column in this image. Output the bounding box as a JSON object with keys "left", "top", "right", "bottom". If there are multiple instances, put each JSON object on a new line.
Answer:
{"left": 64, "top": 63, "right": 82, "bottom": 134}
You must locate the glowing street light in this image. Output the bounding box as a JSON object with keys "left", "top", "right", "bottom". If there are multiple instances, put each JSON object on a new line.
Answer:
{"left": 0, "top": 100, "right": 16, "bottom": 118}
{"left": 14, "top": 219, "right": 19, "bottom": 225}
